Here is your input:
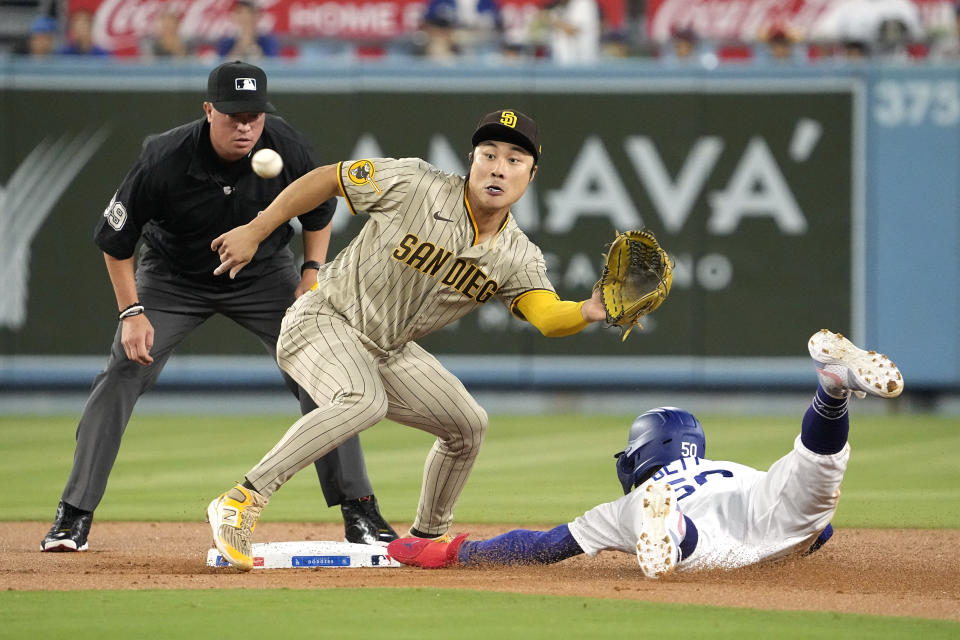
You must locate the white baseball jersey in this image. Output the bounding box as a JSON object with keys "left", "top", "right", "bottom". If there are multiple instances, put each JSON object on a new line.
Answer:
{"left": 567, "top": 436, "right": 848, "bottom": 571}
{"left": 317, "top": 156, "right": 555, "bottom": 350}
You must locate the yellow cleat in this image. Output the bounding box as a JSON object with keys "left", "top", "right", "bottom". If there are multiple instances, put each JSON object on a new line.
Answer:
{"left": 207, "top": 484, "right": 268, "bottom": 571}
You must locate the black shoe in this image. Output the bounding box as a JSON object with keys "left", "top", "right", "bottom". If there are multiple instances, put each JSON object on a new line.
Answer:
{"left": 41, "top": 501, "right": 93, "bottom": 552}
{"left": 341, "top": 495, "right": 398, "bottom": 545}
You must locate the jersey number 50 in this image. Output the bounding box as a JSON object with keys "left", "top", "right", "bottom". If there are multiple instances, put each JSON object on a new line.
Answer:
{"left": 681, "top": 442, "right": 698, "bottom": 457}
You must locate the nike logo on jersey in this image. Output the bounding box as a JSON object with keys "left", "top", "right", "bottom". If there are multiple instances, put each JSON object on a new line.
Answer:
{"left": 433, "top": 211, "right": 454, "bottom": 222}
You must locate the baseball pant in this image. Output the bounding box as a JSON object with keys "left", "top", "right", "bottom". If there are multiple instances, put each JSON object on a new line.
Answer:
{"left": 247, "top": 291, "right": 488, "bottom": 536}
{"left": 60, "top": 265, "right": 372, "bottom": 513}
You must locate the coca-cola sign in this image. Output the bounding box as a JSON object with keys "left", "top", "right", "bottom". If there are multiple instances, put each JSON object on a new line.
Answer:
{"left": 70, "top": 0, "right": 425, "bottom": 51}
{"left": 645, "top": 0, "right": 956, "bottom": 43}
{"left": 72, "top": 0, "right": 236, "bottom": 52}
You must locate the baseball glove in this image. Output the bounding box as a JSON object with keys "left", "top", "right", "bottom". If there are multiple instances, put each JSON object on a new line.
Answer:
{"left": 598, "top": 229, "right": 673, "bottom": 340}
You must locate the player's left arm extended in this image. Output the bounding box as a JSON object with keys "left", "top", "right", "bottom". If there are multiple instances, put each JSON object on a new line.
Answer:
{"left": 212, "top": 164, "right": 342, "bottom": 278}
{"left": 515, "top": 289, "right": 605, "bottom": 338}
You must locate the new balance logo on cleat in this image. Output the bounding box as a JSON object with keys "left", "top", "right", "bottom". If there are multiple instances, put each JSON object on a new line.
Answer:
{"left": 222, "top": 507, "right": 238, "bottom": 526}
{"left": 207, "top": 484, "right": 268, "bottom": 571}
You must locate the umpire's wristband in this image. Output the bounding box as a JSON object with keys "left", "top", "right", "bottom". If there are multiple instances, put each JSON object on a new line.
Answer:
{"left": 118, "top": 302, "right": 145, "bottom": 320}
{"left": 300, "top": 260, "right": 322, "bottom": 275}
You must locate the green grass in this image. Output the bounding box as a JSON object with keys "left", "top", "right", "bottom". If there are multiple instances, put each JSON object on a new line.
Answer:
{"left": 1, "top": 589, "right": 956, "bottom": 639}
{"left": 3, "top": 410, "right": 958, "bottom": 636}
{"left": 2, "top": 411, "right": 958, "bottom": 528}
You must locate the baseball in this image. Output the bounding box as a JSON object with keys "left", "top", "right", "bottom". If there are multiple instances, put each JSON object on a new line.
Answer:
{"left": 251, "top": 148, "right": 283, "bottom": 179}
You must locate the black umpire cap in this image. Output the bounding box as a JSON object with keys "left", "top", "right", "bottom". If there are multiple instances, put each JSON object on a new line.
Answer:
{"left": 472, "top": 108, "right": 541, "bottom": 163}
{"left": 206, "top": 60, "right": 276, "bottom": 114}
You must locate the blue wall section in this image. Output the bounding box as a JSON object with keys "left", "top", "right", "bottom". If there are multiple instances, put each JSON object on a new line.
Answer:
{"left": 865, "top": 67, "right": 960, "bottom": 387}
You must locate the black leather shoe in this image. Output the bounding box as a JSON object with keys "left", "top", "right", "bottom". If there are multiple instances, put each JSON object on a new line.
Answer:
{"left": 341, "top": 495, "right": 398, "bottom": 545}
{"left": 41, "top": 501, "right": 93, "bottom": 552}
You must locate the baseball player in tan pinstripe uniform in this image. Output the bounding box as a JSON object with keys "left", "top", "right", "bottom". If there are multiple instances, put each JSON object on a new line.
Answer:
{"left": 207, "top": 109, "right": 609, "bottom": 570}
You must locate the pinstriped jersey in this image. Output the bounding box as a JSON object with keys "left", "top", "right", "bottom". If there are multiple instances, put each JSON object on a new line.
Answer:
{"left": 313, "top": 157, "right": 554, "bottom": 350}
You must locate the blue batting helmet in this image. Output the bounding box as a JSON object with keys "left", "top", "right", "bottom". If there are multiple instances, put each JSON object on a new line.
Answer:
{"left": 614, "top": 407, "right": 706, "bottom": 494}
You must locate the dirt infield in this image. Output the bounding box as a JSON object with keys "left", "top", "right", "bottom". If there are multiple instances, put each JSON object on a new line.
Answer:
{"left": 2, "top": 522, "right": 958, "bottom": 621}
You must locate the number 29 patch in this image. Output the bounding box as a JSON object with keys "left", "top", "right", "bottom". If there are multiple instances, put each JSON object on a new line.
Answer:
{"left": 103, "top": 192, "right": 127, "bottom": 231}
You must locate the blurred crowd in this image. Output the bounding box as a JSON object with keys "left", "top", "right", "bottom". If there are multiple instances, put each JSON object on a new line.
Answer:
{"left": 3, "top": 0, "right": 960, "bottom": 65}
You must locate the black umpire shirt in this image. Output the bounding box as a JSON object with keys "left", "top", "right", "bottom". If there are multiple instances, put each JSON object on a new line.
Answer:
{"left": 94, "top": 115, "right": 334, "bottom": 289}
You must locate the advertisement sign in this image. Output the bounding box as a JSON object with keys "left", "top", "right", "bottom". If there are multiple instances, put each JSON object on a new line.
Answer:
{"left": 0, "top": 83, "right": 854, "bottom": 360}
{"left": 66, "top": 0, "right": 626, "bottom": 54}
{"left": 644, "top": 0, "right": 957, "bottom": 43}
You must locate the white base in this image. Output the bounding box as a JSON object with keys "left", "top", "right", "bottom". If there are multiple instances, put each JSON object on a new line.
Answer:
{"left": 206, "top": 540, "right": 402, "bottom": 569}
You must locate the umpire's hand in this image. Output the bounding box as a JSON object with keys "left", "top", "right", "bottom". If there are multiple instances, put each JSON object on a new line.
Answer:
{"left": 121, "top": 314, "right": 154, "bottom": 365}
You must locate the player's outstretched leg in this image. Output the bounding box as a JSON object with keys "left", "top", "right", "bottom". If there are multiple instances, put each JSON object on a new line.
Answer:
{"left": 207, "top": 483, "right": 268, "bottom": 571}
{"left": 391, "top": 524, "right": 584, "bottom": 568}
{"left": 636, "top": 482, "right": 685, "bottom": 579}
{"left": 808, "top": 329, "right": 903, "bottom": 399}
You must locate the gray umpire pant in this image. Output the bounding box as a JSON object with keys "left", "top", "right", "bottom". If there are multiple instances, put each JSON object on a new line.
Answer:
{"left": 60, "top": 264, "right": 373, "bottom": 513}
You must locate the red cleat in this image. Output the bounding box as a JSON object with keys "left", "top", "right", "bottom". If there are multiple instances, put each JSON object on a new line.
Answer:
{"left": 387, "top": 533, "right": 469, "bottom": 568}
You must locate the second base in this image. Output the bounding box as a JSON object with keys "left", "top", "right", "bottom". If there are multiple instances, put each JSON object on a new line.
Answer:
{"left": 207, "top": 540, "right": 403, "bottom": 569}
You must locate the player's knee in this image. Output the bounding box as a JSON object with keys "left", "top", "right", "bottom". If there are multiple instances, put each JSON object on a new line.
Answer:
{"left": 474, "top": 406, "right": 489, "bottom": 441}
{"left": 454, "top": 403, "right": 488, "bottom": 453}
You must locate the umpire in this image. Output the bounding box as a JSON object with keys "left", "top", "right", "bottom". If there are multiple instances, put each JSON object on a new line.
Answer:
{"left": 42, "top": 61, "right": 396, "bottom": 552}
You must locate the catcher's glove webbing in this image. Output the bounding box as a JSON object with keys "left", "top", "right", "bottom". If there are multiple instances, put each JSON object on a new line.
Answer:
{"left": 599, "top": 229, "right": 673, "bottom": 341}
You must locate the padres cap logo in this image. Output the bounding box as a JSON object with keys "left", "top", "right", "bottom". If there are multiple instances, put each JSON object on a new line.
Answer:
{"left": 472, "top": 108, "right": 541, "bottom": 162}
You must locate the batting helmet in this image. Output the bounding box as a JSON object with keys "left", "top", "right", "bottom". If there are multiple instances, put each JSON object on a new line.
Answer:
{"left": 614, "top": 407, "right": 706, "bottom": 494}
